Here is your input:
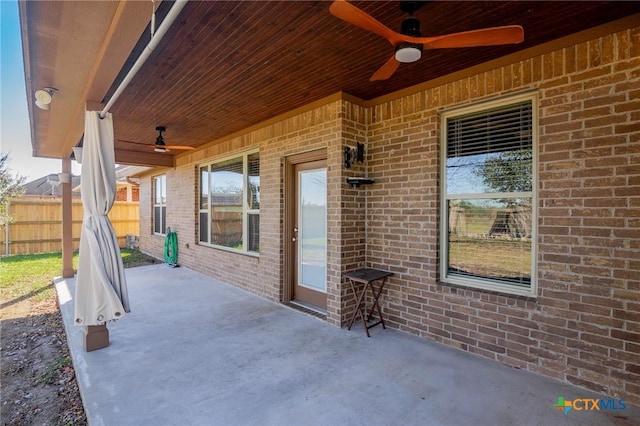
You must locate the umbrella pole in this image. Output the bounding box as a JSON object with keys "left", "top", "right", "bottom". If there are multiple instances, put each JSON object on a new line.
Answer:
{"left": 84, "top": 324, "right": 110, "bottom": 352}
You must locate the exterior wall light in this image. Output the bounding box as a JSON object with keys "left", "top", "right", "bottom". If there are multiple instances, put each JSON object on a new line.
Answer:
{"left": 344, "top": 142, "right": 365, "bottom": 168}
{"left": 34, "top": 87, "right": 58, "bottom": 110}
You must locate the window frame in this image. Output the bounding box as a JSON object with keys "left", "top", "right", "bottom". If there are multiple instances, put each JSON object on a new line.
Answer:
{"left": 439, "top": 92, "right": 538, "bottom": 297}
{"left": 153, "top": 174, "right": 167, "bottom": 236}
{"left": 198, "top": 150, "right": 259, "bottom": 255}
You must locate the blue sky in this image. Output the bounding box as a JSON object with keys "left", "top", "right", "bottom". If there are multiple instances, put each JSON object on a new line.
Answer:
{"left": 1, "top": 0, "right": 81, "bottom": 181}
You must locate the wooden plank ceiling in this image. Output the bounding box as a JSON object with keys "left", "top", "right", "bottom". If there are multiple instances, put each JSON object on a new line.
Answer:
{"left": 24, "top": 1, "right": 640, "bottom": 166}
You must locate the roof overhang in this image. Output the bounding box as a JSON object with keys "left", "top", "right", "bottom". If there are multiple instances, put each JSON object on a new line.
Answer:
{"left": 20, "top": 1, "right": 640, "bottom": 169}
{"left": 19, "top": 0, "right": 165, "bottom": 164}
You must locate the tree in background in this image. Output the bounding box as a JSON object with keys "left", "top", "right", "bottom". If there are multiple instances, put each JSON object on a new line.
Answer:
{"left": 473, "top": 149, "right": 532, "bottom": 206}
{"left": 0, "top": 153, "right": 27, "bottom": 229}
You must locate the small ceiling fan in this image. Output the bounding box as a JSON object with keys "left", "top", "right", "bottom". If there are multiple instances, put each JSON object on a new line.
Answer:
{"left": 330, "top": 0, "right": 524, "bottom": 81}
{"left": 153, "top": 126, "right": 196, "bottom": 153}
{"left": 120, "top": 126, "right": 196, "bottom": 153}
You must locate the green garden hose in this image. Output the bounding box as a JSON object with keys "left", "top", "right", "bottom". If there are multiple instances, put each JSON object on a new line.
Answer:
{"left": 164, "top": 228, "right": 178, "bottom": 267}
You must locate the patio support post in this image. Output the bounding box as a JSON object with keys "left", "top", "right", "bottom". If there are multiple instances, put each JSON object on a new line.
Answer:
{"left": 61, "top": 157, "right": 74, "bottom": 278}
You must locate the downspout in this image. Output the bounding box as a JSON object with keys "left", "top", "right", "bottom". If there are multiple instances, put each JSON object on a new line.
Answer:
{"left": 364, "top": 109, "right": 369, "bottom": 268}
{"left": 99, "top": 0, "right": 189, "bottom": 119}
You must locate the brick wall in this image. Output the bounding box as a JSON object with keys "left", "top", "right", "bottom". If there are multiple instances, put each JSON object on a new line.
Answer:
{"left": 140, "top": 97, "right": 369, "bottom": 324}
{"left": 138, "top": 25, "right": 639, "bottom": 404}
{"left": 114, "top": 186, "right": 139, "bottom": 202}
{"left": 367, "top": 27, "right": 639, "bottom": 404}
{"left": 337, "top": 100, "right": 369, "bottom": 322}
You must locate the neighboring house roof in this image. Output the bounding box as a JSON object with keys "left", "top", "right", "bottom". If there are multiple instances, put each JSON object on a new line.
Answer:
{"left": 21, "top": 166, "right": 146, "bottom": 198}
{"left": 115, "top": 165, "right": 151, "bottom": 182}
{"left": 71, "top": 165, "right": 149, "bottom": 193}
{"left": 21, "top": 174, "right": 82, "bottom": 198}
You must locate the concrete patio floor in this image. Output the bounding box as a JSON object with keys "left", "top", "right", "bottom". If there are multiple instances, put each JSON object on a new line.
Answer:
{"left": 56, "top": 264, "right": 639, "bottom": 426}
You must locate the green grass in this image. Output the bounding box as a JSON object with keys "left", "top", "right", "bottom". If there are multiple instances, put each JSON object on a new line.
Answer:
{"left": 119, "top": 248, "right": 159, "bottom": 266}
{"left": 0, "top": 249, "right": 157, "bottom": 303}
{"left": 449, "top": 237, "right": 531, "bottom": 278}
{"left": 464, "top": 218, "right": 494, "bottom": 235}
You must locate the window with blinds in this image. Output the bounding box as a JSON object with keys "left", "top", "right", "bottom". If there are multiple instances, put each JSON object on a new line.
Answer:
{"left": 247, "top": 152, "right": 260, "bottom": 252}
{"left": 153, "top": 175, "right": 166, "bottom": 235}
{"left": 199, "top": 151, "right": 260, "bottom": 254}
{"left": 440, "top": 94, "right": 537, "bottom": 297}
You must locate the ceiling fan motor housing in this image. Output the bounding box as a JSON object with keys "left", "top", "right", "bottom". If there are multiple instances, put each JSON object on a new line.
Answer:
{"left": 155, "top": 126, "right": 167, "bottom": 147}
{"left": 396, "top": 8, "right": 423, "bottom": 64}
{"left": 401, "top": 16, "right": 421, "bottom": 37}
{"left": 396, "top": 17, "right": 423, "bottom": 63}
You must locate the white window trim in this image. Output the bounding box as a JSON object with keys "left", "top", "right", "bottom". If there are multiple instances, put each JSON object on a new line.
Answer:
{"left": 439, "top": 92, "right": 538, "bottom": 297}
{"left": 199, "top": 150, "right": 259, "bottom": 256}
{"left": 153, "top": 175, "right": 167, "bottom": 236}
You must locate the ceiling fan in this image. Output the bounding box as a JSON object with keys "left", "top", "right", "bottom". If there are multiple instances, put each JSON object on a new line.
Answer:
{"left": 153, "top": 126, "right": 196, "bottom": 153}
{"left": 121, "top": 126, "right": 196, "bottom": 153}
{"left": 329, "top": 0, "right": 524, "bottom": 81}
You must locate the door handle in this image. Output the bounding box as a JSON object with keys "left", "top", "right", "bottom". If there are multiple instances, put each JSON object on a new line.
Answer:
{"left": 292, "top": 237, "right": 297, "bottom": 242}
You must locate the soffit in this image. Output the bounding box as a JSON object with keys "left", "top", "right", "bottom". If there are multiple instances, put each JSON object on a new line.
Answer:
{"left": 20, "top": 0, "right": 154, "bottom": 160}
{"left": 21, "top": 1, "right": 640, "bottom": 167}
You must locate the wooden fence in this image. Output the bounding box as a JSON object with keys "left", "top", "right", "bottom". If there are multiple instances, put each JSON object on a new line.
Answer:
{"left": 1, "top": 198, "right": 139, "bottom": 256}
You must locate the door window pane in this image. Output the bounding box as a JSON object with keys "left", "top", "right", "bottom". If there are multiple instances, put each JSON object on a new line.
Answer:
{"left": 299, "top": 169, "right": 327, "bottom": 291}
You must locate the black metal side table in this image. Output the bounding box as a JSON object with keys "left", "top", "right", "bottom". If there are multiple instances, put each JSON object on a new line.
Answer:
{"left": 344, "top": 268, "right": 393, "bottom": 337}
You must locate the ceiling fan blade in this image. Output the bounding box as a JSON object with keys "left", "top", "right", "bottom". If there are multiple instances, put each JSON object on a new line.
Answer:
{"left": 418, "top": 26, "right": 524, "bottom": 49}
{"left": 118, "top": 139, "right": 151, "bottom": 148}
{"left": 330, "top": 0, "right": 405, "bottom": 46}
{"left": 163, "top": 145, "right": 196, "bottom": 150}
{"left": 117, "top": 139, "right": 195, "bottom": 151}
{"left": 370, "top": 54, "right": 401, "bottom": 81}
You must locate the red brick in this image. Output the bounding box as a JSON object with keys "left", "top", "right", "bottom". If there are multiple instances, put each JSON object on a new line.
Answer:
{"left": 478, "top": 341, "right": 506, "bottom": 354}
{"left": 581, "top": 333, "right": 624, "bottom": 349}
{"left": 568, "top": 302, "right": 611, "bottom": 316}
{"left": 611, "top": 330, "right": 640, "bottom": 343}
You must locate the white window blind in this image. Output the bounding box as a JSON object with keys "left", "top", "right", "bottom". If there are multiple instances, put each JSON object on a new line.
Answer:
{"left": 447, "top": 101, "right": 533, "bottom": 158}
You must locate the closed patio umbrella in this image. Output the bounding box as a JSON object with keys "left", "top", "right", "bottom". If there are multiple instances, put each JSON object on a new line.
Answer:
{"left": 74, "top": 111, "right": 130, "bottom": 341}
